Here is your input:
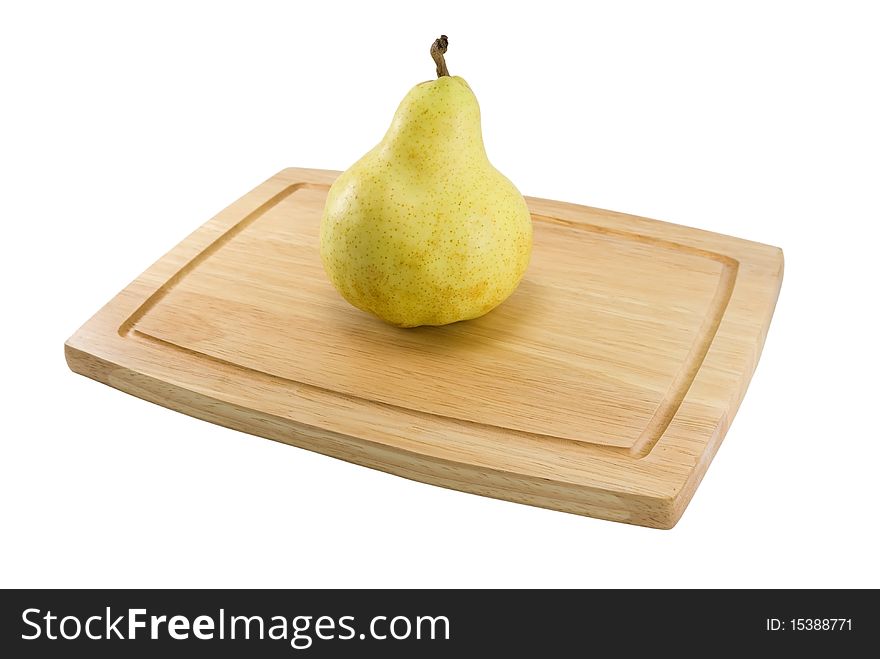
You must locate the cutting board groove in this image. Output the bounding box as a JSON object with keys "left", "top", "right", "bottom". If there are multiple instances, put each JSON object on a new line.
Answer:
{"left": 67, "top": 168, "right": 783, "bottom": 528}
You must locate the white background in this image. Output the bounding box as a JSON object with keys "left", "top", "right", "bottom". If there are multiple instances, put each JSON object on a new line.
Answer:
{"left": 2, "top": 1, "right": 878, "bottom": 588}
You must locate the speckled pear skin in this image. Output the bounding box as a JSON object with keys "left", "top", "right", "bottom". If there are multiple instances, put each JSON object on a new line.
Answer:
{"left": 320, "top": 75, "right": 533, "bottom": 328}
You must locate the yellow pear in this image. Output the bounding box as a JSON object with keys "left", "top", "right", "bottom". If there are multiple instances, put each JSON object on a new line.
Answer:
{"left": 320, "top": 36, "right": 533, "bottom": 327}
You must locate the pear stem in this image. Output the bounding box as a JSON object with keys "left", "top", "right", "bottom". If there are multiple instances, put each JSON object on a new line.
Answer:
{"left": 431, "top": 35, "right": 450, "bottom": 77}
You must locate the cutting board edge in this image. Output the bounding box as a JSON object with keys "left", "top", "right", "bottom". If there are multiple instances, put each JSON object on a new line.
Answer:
{"left": 64, "top": 341, "right": 683, "bottom": 529}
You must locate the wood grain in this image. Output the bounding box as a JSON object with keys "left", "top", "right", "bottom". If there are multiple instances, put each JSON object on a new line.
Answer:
{"left": 66, "top": 168, "right": 783, "bottom": 528}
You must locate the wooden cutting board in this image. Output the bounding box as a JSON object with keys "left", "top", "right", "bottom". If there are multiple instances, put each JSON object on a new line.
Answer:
{"left": 66, "top": 168, "right": 783, "bottom": 528}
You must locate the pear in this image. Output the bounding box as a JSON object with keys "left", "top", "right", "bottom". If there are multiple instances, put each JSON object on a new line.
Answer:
{"left": 320, "top": 35, "right": 533, "bottom": 328}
